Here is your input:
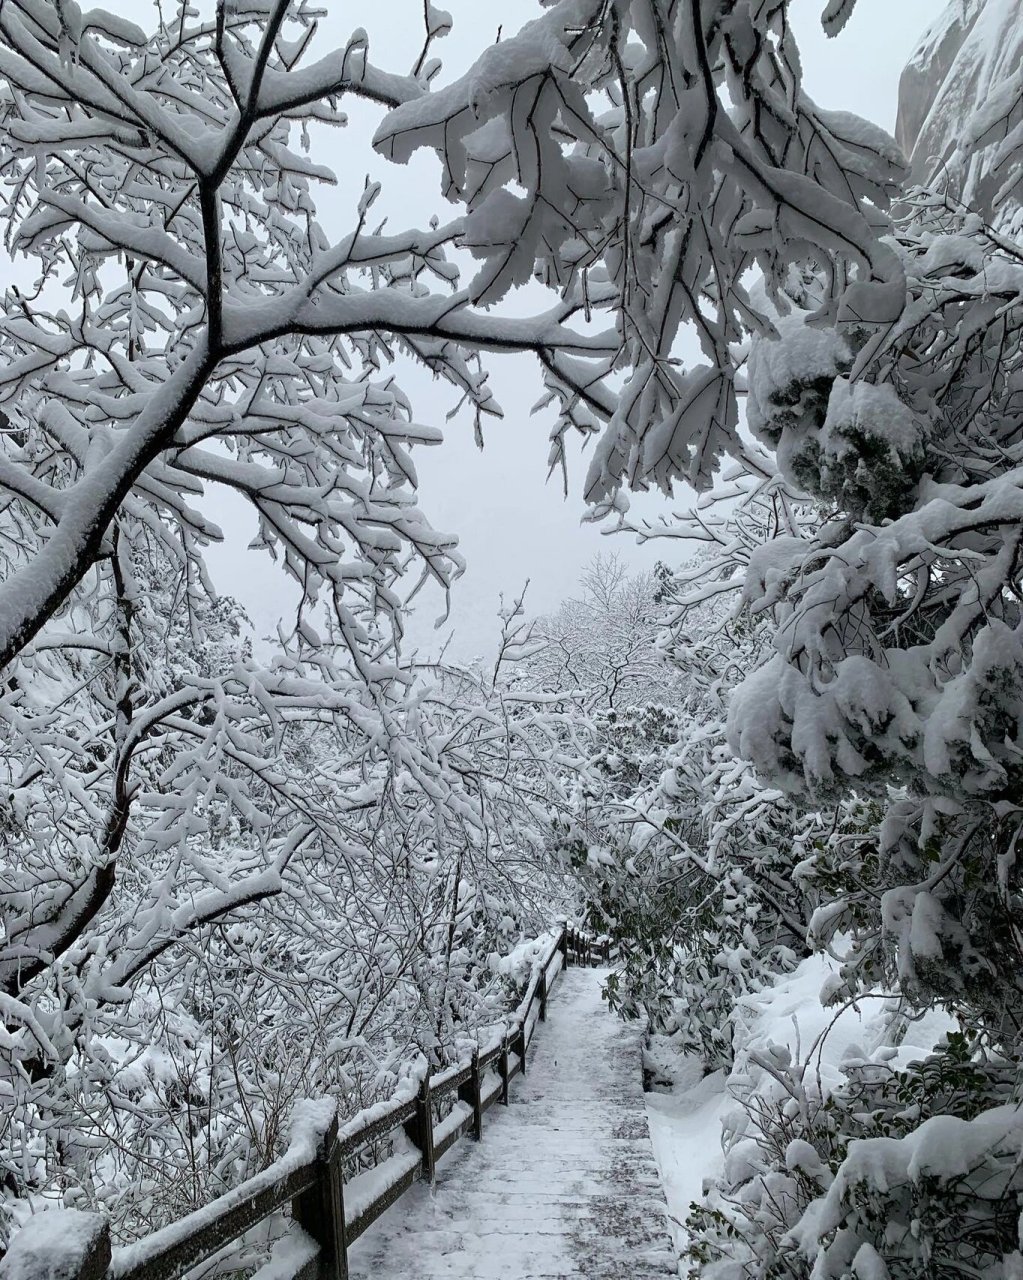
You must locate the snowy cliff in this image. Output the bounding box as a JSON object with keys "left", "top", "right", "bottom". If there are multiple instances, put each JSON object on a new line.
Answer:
{"left": 896, "top": 0, "right": 1023, "bottom": 219}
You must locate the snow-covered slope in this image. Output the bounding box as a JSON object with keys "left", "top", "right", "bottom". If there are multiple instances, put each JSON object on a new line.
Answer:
{"left": 646, "top": 953, "right": 954, "bottom": 1271}
{"left": 896, "top": 0, "right": 1023, "bottom": 216}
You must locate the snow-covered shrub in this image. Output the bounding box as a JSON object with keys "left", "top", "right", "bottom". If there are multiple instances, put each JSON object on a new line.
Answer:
{"left": 570, "top": 667, "right": 838, "bottom": 1070}
{"left": 687, "top": 1030, "right": 1023, "bottom": 1280}
{"left": 596, "top": 732, "right": 816, "bottom": 1067}
{"left": 564, "top": 523, "right": 831, "bottom": 1070}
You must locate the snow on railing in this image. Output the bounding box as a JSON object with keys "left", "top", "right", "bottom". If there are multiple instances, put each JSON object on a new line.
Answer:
{"left": 0, "top": 926, "right": 611, "bottom": 1280}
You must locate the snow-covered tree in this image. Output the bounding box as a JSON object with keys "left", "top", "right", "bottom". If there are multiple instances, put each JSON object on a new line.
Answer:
{"left": 0, "top": 0, "right": 910, "bottom": 665}
{"left": 523, "top": 554, "right": 682, "bottom": 714}
{"left": 0, "top": 600, "right": 580, "bottom": 1241}
{"left": 673, "top": 4, "right": 1023, "bottom": 1274}
{"left": 728, "top": 192, "right": 1023, "bottom": 1036}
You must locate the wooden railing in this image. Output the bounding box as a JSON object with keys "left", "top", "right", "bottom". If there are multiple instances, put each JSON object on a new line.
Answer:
{"left": 0, "top": 926, "right": 611, "bottom": 1280}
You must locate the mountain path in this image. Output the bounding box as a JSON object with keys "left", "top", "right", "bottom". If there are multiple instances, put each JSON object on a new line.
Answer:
{"left": 347, "top": 966, "right": 675, "bottom": 1279}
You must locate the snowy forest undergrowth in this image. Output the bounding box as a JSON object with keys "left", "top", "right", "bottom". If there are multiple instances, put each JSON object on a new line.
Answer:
{"left": 3, "top": 0, "right": 1023, "bottom": 1276}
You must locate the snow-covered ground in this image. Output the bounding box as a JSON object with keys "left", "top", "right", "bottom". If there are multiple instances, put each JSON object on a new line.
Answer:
{"left": 644, "top": 952, "right": 954, "bottom": 1273}
{"left": 645, "top": 1059, "right": 728, "bottom": 1266}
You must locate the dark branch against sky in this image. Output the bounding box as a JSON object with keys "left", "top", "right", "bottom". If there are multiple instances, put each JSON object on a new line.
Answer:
{"left": 88, "top": 0, "right": 937, "bottom": 659}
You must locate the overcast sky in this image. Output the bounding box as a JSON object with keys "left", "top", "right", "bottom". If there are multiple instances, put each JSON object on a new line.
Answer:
{"left": 64, "top": 0, "right": 941, "bottom": 659}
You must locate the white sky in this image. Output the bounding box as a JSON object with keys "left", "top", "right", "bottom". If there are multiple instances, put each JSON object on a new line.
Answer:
{"left": 8, "top": 0, "right": 940, "bottom": 660}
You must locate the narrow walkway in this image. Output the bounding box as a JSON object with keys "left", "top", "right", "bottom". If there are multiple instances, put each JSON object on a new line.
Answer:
{"left": 347, "top": 967, "right": 674, "bottom": 1279}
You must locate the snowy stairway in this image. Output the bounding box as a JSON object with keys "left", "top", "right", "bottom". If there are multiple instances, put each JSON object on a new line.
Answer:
{"left": 346, "top": 967, "right": 674, "bottom": 1279}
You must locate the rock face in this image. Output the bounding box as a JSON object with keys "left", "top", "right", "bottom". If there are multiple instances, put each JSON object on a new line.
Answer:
{"left": 896, "top": 0, "right": 1023, "bottom": 219}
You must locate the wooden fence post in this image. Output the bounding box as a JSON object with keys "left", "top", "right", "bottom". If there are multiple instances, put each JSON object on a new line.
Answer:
{"left": 516, "top": 1022, "right": 527, "bottom": 1076}
{"left": 499, "top": 1035, "right": 510, "bottom": 1105}
{"left": 459, "top": 1049, "right": 483, "bottom": 1140}
{"left": 0, "top": 1210, "right": 110, "bottom": 1280}
{"left": 538, "top": 965, "right": 548, "bottom": 1022}
{"left": 603, "top": 937, "right": 610, "bottom": 963}
{"left": 291, "top": 1110, "right": 348, "bottom": 1280}
{"left": 559, "top": 927, "right": 569, "bottom": 968}
{"left": 406, "top": 1070, "right": 436, "bottom": 1182}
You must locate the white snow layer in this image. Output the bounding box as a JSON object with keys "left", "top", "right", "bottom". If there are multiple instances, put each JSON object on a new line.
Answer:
{"left": 0, "top": 1210, "right": 109, "bottom": 1280}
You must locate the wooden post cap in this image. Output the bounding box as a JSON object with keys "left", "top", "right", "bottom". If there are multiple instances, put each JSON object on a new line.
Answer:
{"left": 0, "top": 1210, "right": 111, "bottom": 1280}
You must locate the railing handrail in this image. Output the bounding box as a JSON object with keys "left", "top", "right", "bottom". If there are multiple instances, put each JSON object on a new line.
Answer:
{"left": 0, "top": 925, "right": 612, "bottom": 1280}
